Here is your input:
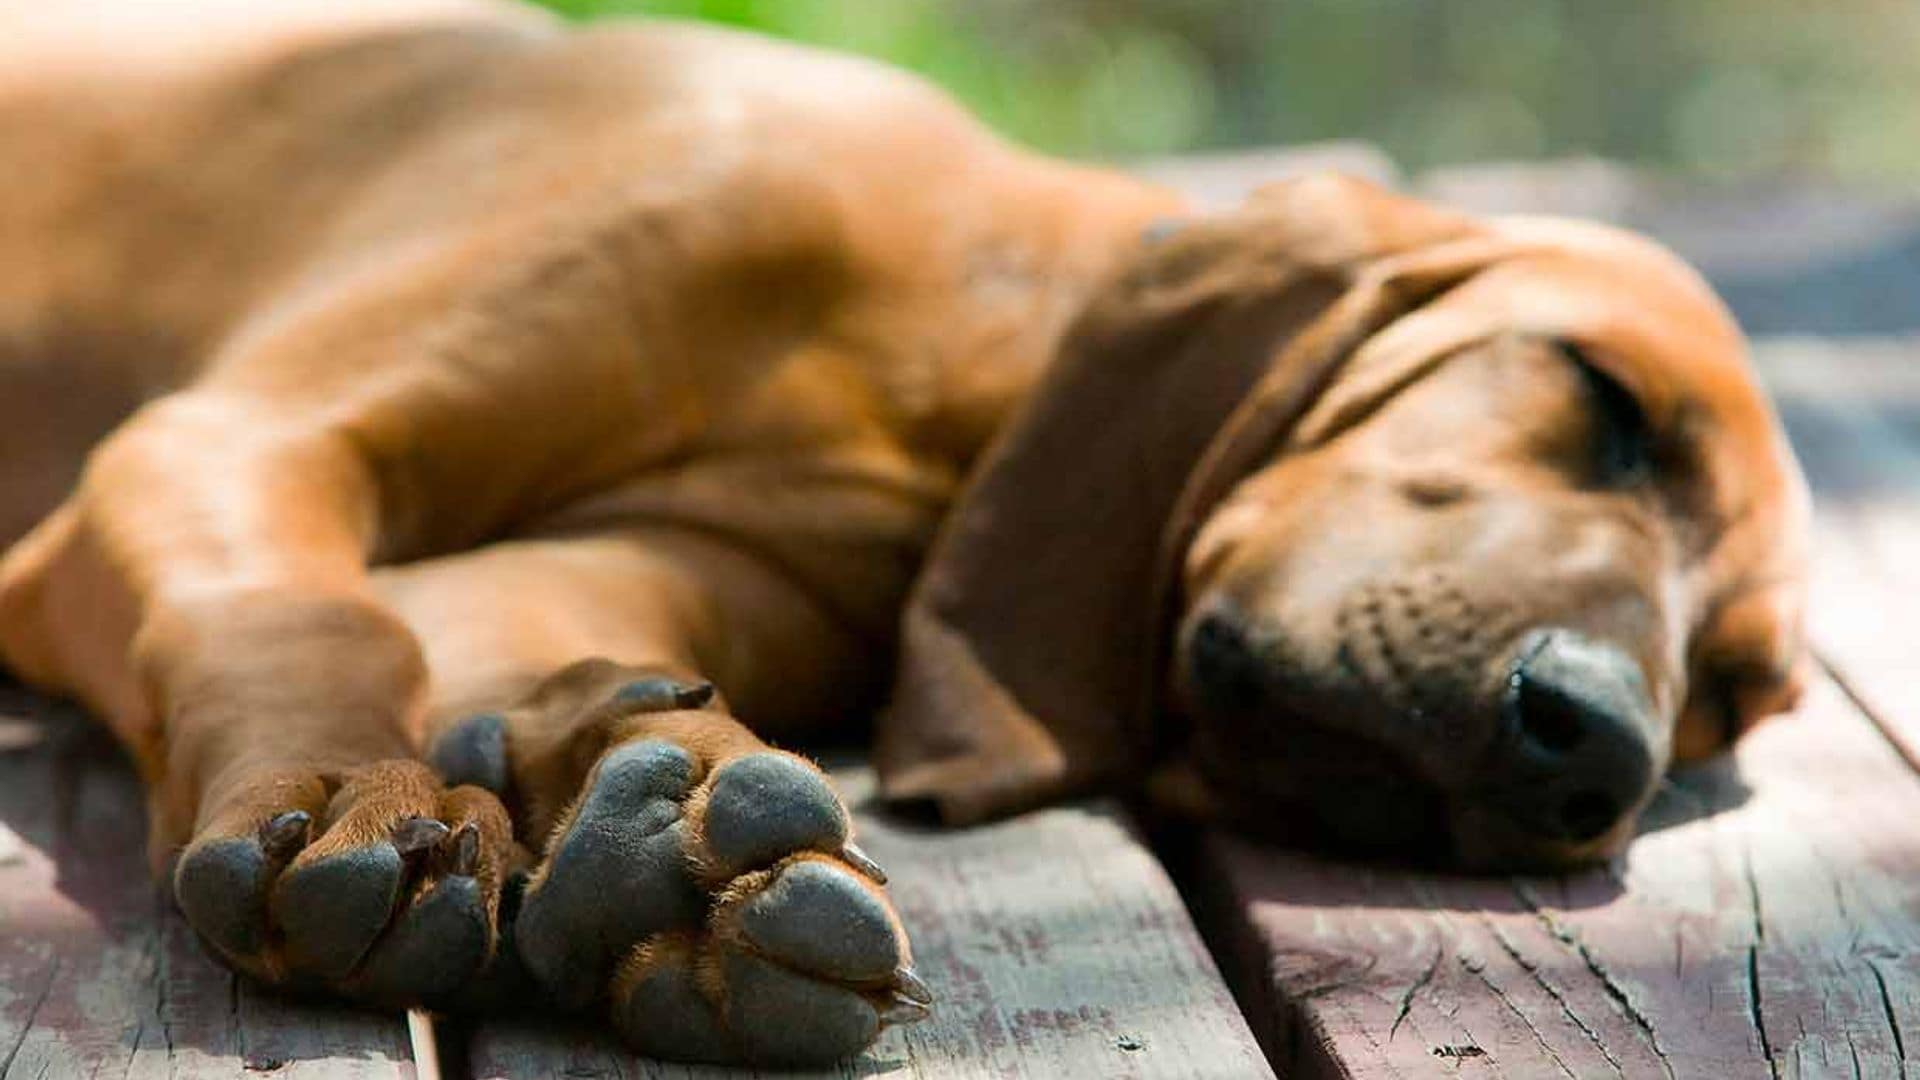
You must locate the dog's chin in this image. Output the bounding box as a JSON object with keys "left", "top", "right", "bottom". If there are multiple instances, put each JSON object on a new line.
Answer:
{"left": 1445, "top": 801, "right": 1638, "bottom": 872}
{"left": 1187, "top": 708, "right": 1461, "bottom": 866}
{"left": 1186, "top": 707, "right": 1644, "bottom": 871}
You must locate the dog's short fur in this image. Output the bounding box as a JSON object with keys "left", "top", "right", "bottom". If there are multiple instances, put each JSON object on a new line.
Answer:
{"left": 0, "top": 0, "right": 1808, "bottom": 1065}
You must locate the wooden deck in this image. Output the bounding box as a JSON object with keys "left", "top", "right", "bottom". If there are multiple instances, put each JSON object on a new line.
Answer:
{"left": 5, "top": 152, "right": 1920, "bottom": 1078}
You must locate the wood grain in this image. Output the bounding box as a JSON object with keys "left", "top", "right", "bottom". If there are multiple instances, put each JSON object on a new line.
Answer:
{"left": 0, "top": 684, "right": 416, "bottom": 1080}
{"left": 465, "top": 764, "right": 1273, "bottom": 1079}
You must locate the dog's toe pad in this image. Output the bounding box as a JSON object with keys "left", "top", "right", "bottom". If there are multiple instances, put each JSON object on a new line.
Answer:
{"left": 175, "top": 836, "right": 274, "bottom": 959}
{"left": 724, "top": 952, "right": 880, "bottom": 1064}
{"left": 613, "top": 942, "right": 733, "bottom": 1063}
{"left": 356, "top": 874, "right": 490, "bottom": 1002}
{"left": 699, "top": 753, "right": 848, "bottom": 874}
{"left": 428, "top": 713, "right": 509, "bottom": 795}
{"left": 275, "top": 843, "right": 404, "bottom": 981}
{"left": 516, "top": 740, "right": 706, "bottom": 1008}
{"left": 736, "top": 859, "right": 904, "bottom": 982}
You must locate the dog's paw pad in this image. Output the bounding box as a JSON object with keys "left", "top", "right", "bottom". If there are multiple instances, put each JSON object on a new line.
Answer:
{"left": 275, "top": 842, "right": 405, "bottom": 980}
{"left": 428, "top": 712, "right": 509, "bottom": 795}
{"left": 723, "top": 952, "right": 882, "bottom": 1064}
{"left": 610, "top": 923, "right": 914, "bottom": 1067}
{"left": 696, "top": 752, "right": 848, "bottom": 876}
{"left": 731, "top": 858, "right": 904, "bottom": 982}
{"left": 612, "top": 935, "right": 734, "bottom": 1063}
{"left": 171, "top": 762, "right": 513, "bottom": 1004}
{"left": 496, "top": 697, "right": 924, "bottom": 1064}
{"left": 516, "top": 740, "right": 707, "bottom": 1008}
{"left": 356, "top": 871, "right": 491, "bottom": 1001}
{"left": 176, "top": 839, "right": 271, "bottom": 958}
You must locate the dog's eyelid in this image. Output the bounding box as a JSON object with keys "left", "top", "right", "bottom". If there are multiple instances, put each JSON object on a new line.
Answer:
{"left": 1551, "top": 336, "right": 1592, "bottom": 364}
{"left": 1554, "top": 338, "right": 1637, "bottom": 397}
{"left": 1548, "top": 336, "right": 1658, "bottom": 487}
{"left": 1549, "top": 338, "right": 1671, "bottom": 424}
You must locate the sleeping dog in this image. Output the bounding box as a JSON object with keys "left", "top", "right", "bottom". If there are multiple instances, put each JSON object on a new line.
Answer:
{"left": 0, "top": 0, "right": 1808, "bottom": 1065}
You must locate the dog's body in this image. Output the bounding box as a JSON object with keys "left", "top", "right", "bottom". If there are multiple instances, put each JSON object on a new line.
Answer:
{"left": 0, "top": 0, "right": 1176, "bottom": 712}
{"left": 0, "top": 1, "right": 1184, "bottom": 1060}
{"left": 0, "top": 1, "right": 1809, "bottom": 1066}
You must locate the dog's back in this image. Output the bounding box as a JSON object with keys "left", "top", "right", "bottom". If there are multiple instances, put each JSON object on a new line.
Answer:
{"left": 0, "top": 0, "right": 547, "bottom": 537}
{"left": 0, "top": 0, "right": 1176, "bottom": 547}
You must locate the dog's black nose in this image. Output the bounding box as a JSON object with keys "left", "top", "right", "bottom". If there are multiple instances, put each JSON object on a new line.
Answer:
{"left": 1187, "top": 607, "right": 1267, "bottom": 713}
{"left": 1489, "top": 631, "right": 1657, "bottom": 845}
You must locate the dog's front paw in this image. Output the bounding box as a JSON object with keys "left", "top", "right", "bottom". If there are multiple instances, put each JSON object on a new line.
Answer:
{"left": 449, "top": 679, "right": 928, "bottom": 1066}
{"left": 171, "top": 759, "right": 521, "bottom": 1005}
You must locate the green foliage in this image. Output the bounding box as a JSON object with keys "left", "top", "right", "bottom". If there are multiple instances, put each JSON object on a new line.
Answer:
{"left": 527, "top": 0, "right": 1920, "bottom": 186}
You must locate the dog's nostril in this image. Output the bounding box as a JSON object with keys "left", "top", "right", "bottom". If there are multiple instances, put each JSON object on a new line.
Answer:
{"left": 1505, "top": 631, "right": 1650, "bottom": 758}
{"left": 1509, "top": 669, "right": 1587, "bottom": 754}
{"left": 1188, "top": 609, "right": 1265, "bottom": 712}
{"left": 1193, "top": 610, "right": 1237, "bottom": 650}
{"left": 1559, "top": 789, "right": 1622, "bottom": 844}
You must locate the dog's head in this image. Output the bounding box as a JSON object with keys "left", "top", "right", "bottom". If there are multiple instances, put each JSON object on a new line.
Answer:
{"left": 877, "top": 175, "right": 1807, "bottom": 868}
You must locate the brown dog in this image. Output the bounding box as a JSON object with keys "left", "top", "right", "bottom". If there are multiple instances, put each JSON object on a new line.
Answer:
{"left": 0, "top": 0, "right": 1808, "bottom": 1065}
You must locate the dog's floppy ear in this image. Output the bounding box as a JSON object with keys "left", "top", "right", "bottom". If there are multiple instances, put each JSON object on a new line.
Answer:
{"left": 1672, "top": 435, "right": 1811, "bottom": 760}
{"left": 875, "top": 175, "right": 1500, "bottom": 823}
{"left": 1672, "top": 578, "right": 1810, "bottom": 763}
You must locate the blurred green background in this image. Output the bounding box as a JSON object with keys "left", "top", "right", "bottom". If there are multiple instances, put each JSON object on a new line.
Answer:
{"left": 528, "top": 0, "right": 1920, "bottom": 189}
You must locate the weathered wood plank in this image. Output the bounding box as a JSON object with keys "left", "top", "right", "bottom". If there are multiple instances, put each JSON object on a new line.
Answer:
{"left": 0, "top": 684, "right": 417, "bottom": 1079}
{"left": 465, "top": 765, "right": 1272, "bottom": 1079}
{"left": 1754, "top": 339, "right": 1920, "bottom": 1079}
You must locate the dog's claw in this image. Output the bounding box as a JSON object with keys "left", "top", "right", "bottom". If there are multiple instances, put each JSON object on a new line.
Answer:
{"left": 841, "top": 842, "right": 887, "bottom": 885}
{"left": 614, "top": 677, "right": 716, "bottom": 713}
{"left": 880, "top": 996, "right": 932, "bottom": 1026}
{"left": 392, "top": 816, "right": 450, "bottom": 855}
{"left": 893, "top": 965, "right": 933, "bottom": 1005}
{"left": 450, "top": 822, "right": 481, "bottom": 876}
{"left": 258, "top": 810, "right": 311, "bottom": 861}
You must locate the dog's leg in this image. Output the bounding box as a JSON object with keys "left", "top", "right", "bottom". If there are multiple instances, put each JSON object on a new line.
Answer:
{"left": 0, "top": 392, "right": 521, "bottom": 1005}
{"left": 376, "top": 526, "right": 926, "bottom": 1065}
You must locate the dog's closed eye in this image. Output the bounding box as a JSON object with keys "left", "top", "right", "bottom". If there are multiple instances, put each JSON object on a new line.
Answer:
{"left": 1558, "top": 339, "right": 1654, "bottom": 488}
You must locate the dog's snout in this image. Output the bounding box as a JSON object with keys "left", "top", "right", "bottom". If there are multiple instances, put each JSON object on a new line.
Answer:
{"left": 1493, "top": 631, "right": 1657, "bottom": 845}
{"left": 1178, "top": 597, "right": 1666, "bottom": 866}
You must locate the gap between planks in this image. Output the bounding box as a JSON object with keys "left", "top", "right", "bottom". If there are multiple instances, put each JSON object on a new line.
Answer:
{"left": 408, "top": 1009, "right": 442, "bottom": 1080}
